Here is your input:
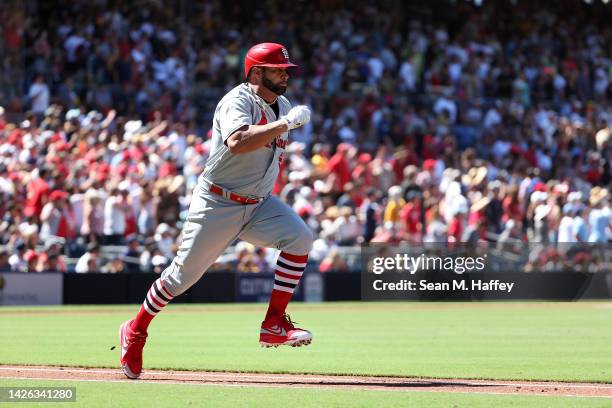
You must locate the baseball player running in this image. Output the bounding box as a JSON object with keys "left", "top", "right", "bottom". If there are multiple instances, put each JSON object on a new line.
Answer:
{"left": 119, "top": 43, "right": 313, "bottom": 379}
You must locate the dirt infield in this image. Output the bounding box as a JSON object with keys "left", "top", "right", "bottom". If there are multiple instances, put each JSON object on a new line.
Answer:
{"left": 1, "top": 366, "right": 611, "bottom": 398}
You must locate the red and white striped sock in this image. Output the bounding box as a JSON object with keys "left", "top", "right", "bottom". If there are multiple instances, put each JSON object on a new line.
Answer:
{"left": 131, "top": 278, "right": 174, "bottom": 332}
{"left": 265, "top": 252, "right": 308, "bottom": 320}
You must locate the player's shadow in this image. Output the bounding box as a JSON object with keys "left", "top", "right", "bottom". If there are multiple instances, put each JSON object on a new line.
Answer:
{"left": 143, "top": 377, "right": 496, "bottom": 389}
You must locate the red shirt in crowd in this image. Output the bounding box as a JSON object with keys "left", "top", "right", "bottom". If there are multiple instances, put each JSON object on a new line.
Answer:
{"left": 327, "top": 152, "right": 351, "bottom": 192}
{"left": 585, "top": 166, "right": 602, "bottom": 184}
{"left": 124, "top": 214, "right": 137, "bottom": 237}
{"left": 448, "top": 216, "right": 463, "bottom": 243}
{"left": 502, "top": 196, "right": 522, "bottom": 223}
{"left": 421, "top": 135, "right": 441, "bottom": 160}
{"left": 352, "top": 153, "right": 374, "bottom": 187}
{"left": 24, "top": 177, "right": 50, "bottom": 218}
{"left": 468, "top": 210, "right": 486, "bottom": 226}
{"left": 390, "top": 149, "right": 418, "bottom": 182}
{"left": 4, "top": 23, "right": 21, "bottom": 50}
{"left": 400, "top": 201, "right": 421, "bottom": 235}
{"left": 524, "top": 149, "right": 537, "bottom": 167}
{"left": 352, "top": 164, "right": 373, "bottom": 187}
{"left": 56, "top": 208, "right": 76, "bottom": 240}
{"left": 358, "top": 96, "right": 379, "bottom": 126}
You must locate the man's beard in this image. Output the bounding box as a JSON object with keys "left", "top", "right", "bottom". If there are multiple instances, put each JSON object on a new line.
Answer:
{"left": 262, "top": 75, "right": 287, "bottom": 96}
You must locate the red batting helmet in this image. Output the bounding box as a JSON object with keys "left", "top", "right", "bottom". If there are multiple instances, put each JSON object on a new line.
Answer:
{"left": 244, "top": 43, "right": 298, "bottom": 78}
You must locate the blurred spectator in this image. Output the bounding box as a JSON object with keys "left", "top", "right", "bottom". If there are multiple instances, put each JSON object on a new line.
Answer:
{"left": 40, "top": 252, "right": 63, "bottom": 273}
{"left": 384, "top": 186, "right": 405, "bottom": 230}
{"left": 359, "top": 188, "right": 381, "bottom": 243}
{"left": 40, "top": 190, "right": 71, "bottom": 241}
{"left": 587, "top": 187, "right": 610, "bottom": 243}
{"left": 154, "top": 223, "right": 175, "bottom": 260}
{"left": 235, "top": 243, "right": 270, "bottom": 273}
{"left": 319, "top": 249, "right": 349, "bottom": 273}
{"left": 8, "top": 241, "right": 27, "bottom": 272}
{"left": 497, "top": 220, "right": 524, "bottom": 254}
{"left": 400, "top": 191, "right": 422, "bottom": 242}
{"left": 327, "top": 143, "right": 353, "bottom": 194}
{"left": 424, "top": 205, "right": 447, "bottom": 243}
{"left": 103, "top": 186, "right": 130, "bottom": 245}
{"left": 124, "top": 236, "right": 142, "bottom": 273}
{"left": 27, "top": 75, "right": 49, "bottom": 119}
{"left": 0, "top": 249, "right": 10, "bottom": 272}
{"left": 448, "top": 206, "right": 468, "bottom": 245}
{"left": 101, "top": 256, "right": 126, "bottom": 274}
{"left": 23, "top": 167, "right": 50, "bottom": 220}
{"left": 136, "top": 188, "right": 158, "bottom": 236}
{"left": 235, "top": 242, "right": 261, "bottom": 273}
{"left": 81, "top": 189, "right": 104, "bottom": 242}
{"left": 139, "top": 237, "right": 157, "bottom": 273}
{"left": 38, "top": 240, "right": 67, "bottom": 273}
{"left": 558, "top": 204, "right": 577, "bottom": 244}
{"left": 24, "top": 250, "right": 39, "bottom": 273}
{"left": 573, "top": 207, "right": 589, "bottom": 243}
{"left": 151, "top": 250, "right": 169, "bottom": 274}
{"left": 75, "top": 242, "right": 101, "bottom": 273}
{"left": 331, "top": 206, "right": 361, "bottom": 246}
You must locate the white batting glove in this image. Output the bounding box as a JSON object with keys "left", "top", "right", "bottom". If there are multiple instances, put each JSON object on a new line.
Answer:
{"left": 281, "top": 105, "right": 311, "bottom": 130}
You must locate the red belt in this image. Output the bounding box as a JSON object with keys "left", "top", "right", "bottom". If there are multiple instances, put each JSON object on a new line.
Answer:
{"left": 209, "top": 183, "right": 262, "bottom": 205}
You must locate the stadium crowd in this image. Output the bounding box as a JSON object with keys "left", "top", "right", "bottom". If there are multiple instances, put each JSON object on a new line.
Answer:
{"left": 0, "top": 0, "right": 611, "bottom": 273}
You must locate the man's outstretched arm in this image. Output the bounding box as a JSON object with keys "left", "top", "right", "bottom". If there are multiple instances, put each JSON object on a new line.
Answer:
{"left": 226, "top": 105, "right": 311, "bottom": 154}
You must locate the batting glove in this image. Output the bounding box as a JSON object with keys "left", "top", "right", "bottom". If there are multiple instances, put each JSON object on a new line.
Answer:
{"left": 281, "top": 105, "right": 311, "bottom": 130}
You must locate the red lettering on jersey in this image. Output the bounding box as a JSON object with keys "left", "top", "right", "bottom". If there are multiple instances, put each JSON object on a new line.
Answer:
{"left": 266, "top": 137, "right": 287, "bottom": 149}
{"left": 257, "top": 109, "right": 288, "bottom": 151}
{"left": 275, "top": 138, "right": 288, "bottom": 149}
{"left": 258, "top": 108, "right": 273, "bottom": 148}
{"left": 257, "top": 108, "right": 268, "bottom": 125}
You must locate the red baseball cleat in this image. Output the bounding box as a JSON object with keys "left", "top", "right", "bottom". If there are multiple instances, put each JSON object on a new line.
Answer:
{"left": 259, "top": 314, "right": 312, "bottom": 348}
{"left": 119, "top": 320, "right": 148, "bottom": 379}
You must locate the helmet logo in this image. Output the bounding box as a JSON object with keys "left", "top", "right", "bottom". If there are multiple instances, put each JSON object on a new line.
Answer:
{"left": 281, "top": 47, "right": 289, "bottom": 61}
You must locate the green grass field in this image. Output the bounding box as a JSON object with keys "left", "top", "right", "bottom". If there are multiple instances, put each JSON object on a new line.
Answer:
{"left": 1, "top": 302, "right": 611, "bottom": 407}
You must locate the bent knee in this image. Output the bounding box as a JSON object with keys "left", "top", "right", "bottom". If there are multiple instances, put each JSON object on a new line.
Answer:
{"left": 282, "top": 226, "right": 314, "bottom": 255}
{"left": 160, "top": 261, "right": 203, "bottom": 297}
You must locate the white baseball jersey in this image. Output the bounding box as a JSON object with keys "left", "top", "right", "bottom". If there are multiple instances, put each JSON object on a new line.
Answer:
{"left": 202, "top": 83, "right": 291, "bottom": 197}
